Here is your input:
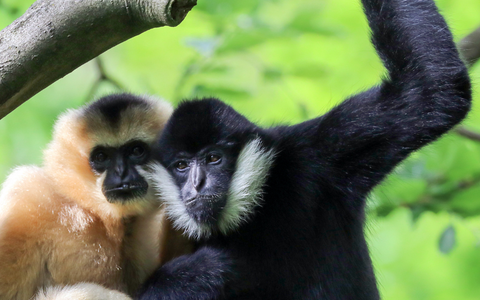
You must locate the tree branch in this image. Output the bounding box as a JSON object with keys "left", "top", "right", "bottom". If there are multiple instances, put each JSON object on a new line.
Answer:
{"left": 0, "top": 0, "right": 196, "bottom": 119}
{"left": 458, "top": 25, "right": 480, "bottom": 67}
{"left": 85, "top": 58, "right": 126, "bottom": 101}
{"left": 453, "top": 25, "right": 480, "bottom": 142}
{"left": 455, "top": 126, "right": 480, "bottom": 142}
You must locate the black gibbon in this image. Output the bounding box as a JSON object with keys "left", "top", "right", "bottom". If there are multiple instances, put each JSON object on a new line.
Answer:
{"left": 138, "top": 0, "right": 471, "bottom": 299}
{"left": 0, "top": 94, "right": 191, "bottom": 300}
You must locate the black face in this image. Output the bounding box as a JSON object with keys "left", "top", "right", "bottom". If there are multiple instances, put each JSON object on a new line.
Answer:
{"left": 167, "top": 145, "right": 238, "bottom": 226}
{"left": 90, "top": 140, "right": 150, "bottom": 202}
{"left": 157, "top": 98, "right": 258, "bottom": 228}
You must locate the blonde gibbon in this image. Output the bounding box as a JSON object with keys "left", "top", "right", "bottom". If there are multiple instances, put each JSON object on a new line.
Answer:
{"left": 0, "top": 94, "right": 192, "bottom": 300}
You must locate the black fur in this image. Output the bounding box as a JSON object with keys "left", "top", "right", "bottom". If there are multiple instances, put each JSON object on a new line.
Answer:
{"left": 139, "top": 247, "right": 232, "bottom": 300}
{"left": 139, "top": 0, "right": 471, "bottom": 299}
{"left": 84, "top": 93, "right": 151, "bottom": 128}
{"left": 159, "top": 98, "right": 256, "bottom": 161}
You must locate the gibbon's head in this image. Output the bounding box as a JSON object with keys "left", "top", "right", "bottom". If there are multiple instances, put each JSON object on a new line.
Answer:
{"left": 43, "top": 94, "right": 173, "bottom": 218}
{"left": 149, "top": 98, "right": 276, "bottom": 239}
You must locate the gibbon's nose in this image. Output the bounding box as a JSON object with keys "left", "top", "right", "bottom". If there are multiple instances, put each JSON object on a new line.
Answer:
{"left": 113, "top": 155, "right": 127, "bottom": 177}
{"left": 190, "top": 164, "right": 206, "bottom": 191}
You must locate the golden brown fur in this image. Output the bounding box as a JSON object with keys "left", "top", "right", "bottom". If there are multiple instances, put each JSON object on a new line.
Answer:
{"left": 0, "top": 95, "right": 190, "bottom": 300}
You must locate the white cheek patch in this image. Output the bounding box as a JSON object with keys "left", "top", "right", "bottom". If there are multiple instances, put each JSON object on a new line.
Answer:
{"left": 146, "top": 162, "right": 212, "bottom": 239}
{"left": 218, "top": 138, "right": 276, "bottom": 235}
{"left": 135, "top": 165, "right": 159, "bottom": 203}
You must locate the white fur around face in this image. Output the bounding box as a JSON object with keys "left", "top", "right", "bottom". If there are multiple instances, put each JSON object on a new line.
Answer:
{"left": 218, "top": 138, "right": 276, "bottom": 234}
{"left": 148, "top": 138, "right": 276, "bottom": 240}
{"left": 145, "top": 163, "right": 212, "bottom": 240}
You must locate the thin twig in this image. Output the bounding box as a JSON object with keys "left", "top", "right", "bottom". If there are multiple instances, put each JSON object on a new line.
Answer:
{"left": 85, "top": 58, "right": 126, "bottom": 101}
{"left": 455, "top": 126, "right": 480, "bottom": 142}
{"left": 453, "top": 26, "right": 480, "bottom": 142}
{"left": 458, "top": 25, "right": 480, "bottom": 67}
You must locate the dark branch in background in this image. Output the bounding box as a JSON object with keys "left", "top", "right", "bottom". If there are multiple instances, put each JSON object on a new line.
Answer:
{"left": 373, "top": 171, "right": 480, "bottom": 220}
{"left": 458, "top": 25, "right": 480, "bottom": 67}
{"left": 86, "top": 58, "right": 126, "bottom": 101}
{"left": 456, "top": 25, "right": 480, "bottom": 141}
{"left": 408, "top": 172, "right": 480, "bottom": 218}
{"left": 455, "top": 126, "right": 480, "bottom": 142}
{"left": 0, "top": 0, "right": 197, "bottom": 120}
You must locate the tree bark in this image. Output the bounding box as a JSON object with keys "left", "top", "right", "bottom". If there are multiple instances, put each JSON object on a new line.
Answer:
{"left": 0, "top": 0, "right": 196, "bottom": 119}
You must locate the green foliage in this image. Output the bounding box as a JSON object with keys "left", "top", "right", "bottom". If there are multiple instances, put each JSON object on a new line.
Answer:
{"left": 1, "top": 0, "right": 480, "bottom": 298}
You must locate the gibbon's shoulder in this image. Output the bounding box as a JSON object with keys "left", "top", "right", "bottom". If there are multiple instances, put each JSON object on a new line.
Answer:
{"left": 0, "top": 166, "right": 64, "bottom": 236}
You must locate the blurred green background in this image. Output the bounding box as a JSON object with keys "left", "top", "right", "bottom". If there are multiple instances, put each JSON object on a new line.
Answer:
{"left": 1, "top": 0, "right": 480, "bottom": 298}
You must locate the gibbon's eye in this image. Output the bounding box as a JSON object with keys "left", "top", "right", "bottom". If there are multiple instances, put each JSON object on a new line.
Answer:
{"left": 131, "top": 145, "right": 145, "bottom": 158}
{"left": 93, "top": 151, "right": 108, "bottom": 163}
{"left": 207, "top": 154, "right": 221, "bottom": 164}
{"left": 176, "top": 161, "right": 188, "bottom": 171}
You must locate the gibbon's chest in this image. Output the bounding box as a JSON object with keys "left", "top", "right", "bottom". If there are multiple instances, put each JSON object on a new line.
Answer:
{"left": 45, "top": 205, "right": 126, "bottom": 290}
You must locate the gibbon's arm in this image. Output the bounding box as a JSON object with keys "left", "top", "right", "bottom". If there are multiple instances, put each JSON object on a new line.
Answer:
{"left": 137, "top": 246, "right": 232, "bottom": 300}
{"left": 37, "top": 222, "right": 195, "bottom": 300}
{"left": 34, "top": 283, "right": 133, "bottom": 300}
{"left": 0, "top": 166, "right": 54, "bottom": 299}
{"left": 294, "top": 0, "right": 471, "bottom": 198}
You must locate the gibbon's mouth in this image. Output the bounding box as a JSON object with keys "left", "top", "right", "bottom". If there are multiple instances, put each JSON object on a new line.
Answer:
{"left": 185, "top": 194, "right": 227, "bottom": 226}
{"left": 104, "top": 183, "right": 148, "bottom": 202}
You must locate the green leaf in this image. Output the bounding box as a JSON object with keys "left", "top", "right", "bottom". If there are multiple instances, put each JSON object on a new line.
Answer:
{"left": 288, "top": 10, "right": 337, "bottom": 36}
{"left": 446, "top": 183, "right": 480, "bottom": 217}
{"left": 439, "top": 225, "right": 456, "bottom": 254}
{"left": 289, "top": 63, "right": 328, "bottom": 79}
{"left": 196, "top": 0, "right": 259, "bottom": 16}
{"left": 410, "top": 205, "right": 427, "bottom": 224}
{"left": 192, "top": 85, "right": 251, "bottom": 99}
{"left": 217, "top": 28, "right": 278, "bottom": 53}
{"left": 376, "top": 204, "right": 395, "bottom": 218}
{"left": 263, "top": 67, "right": 282, "bottom": 81}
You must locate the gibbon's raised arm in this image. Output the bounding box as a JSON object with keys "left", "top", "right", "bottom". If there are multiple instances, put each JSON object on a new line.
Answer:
{"left": 297, "top": 0, "right": 471, "bottom": 199}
